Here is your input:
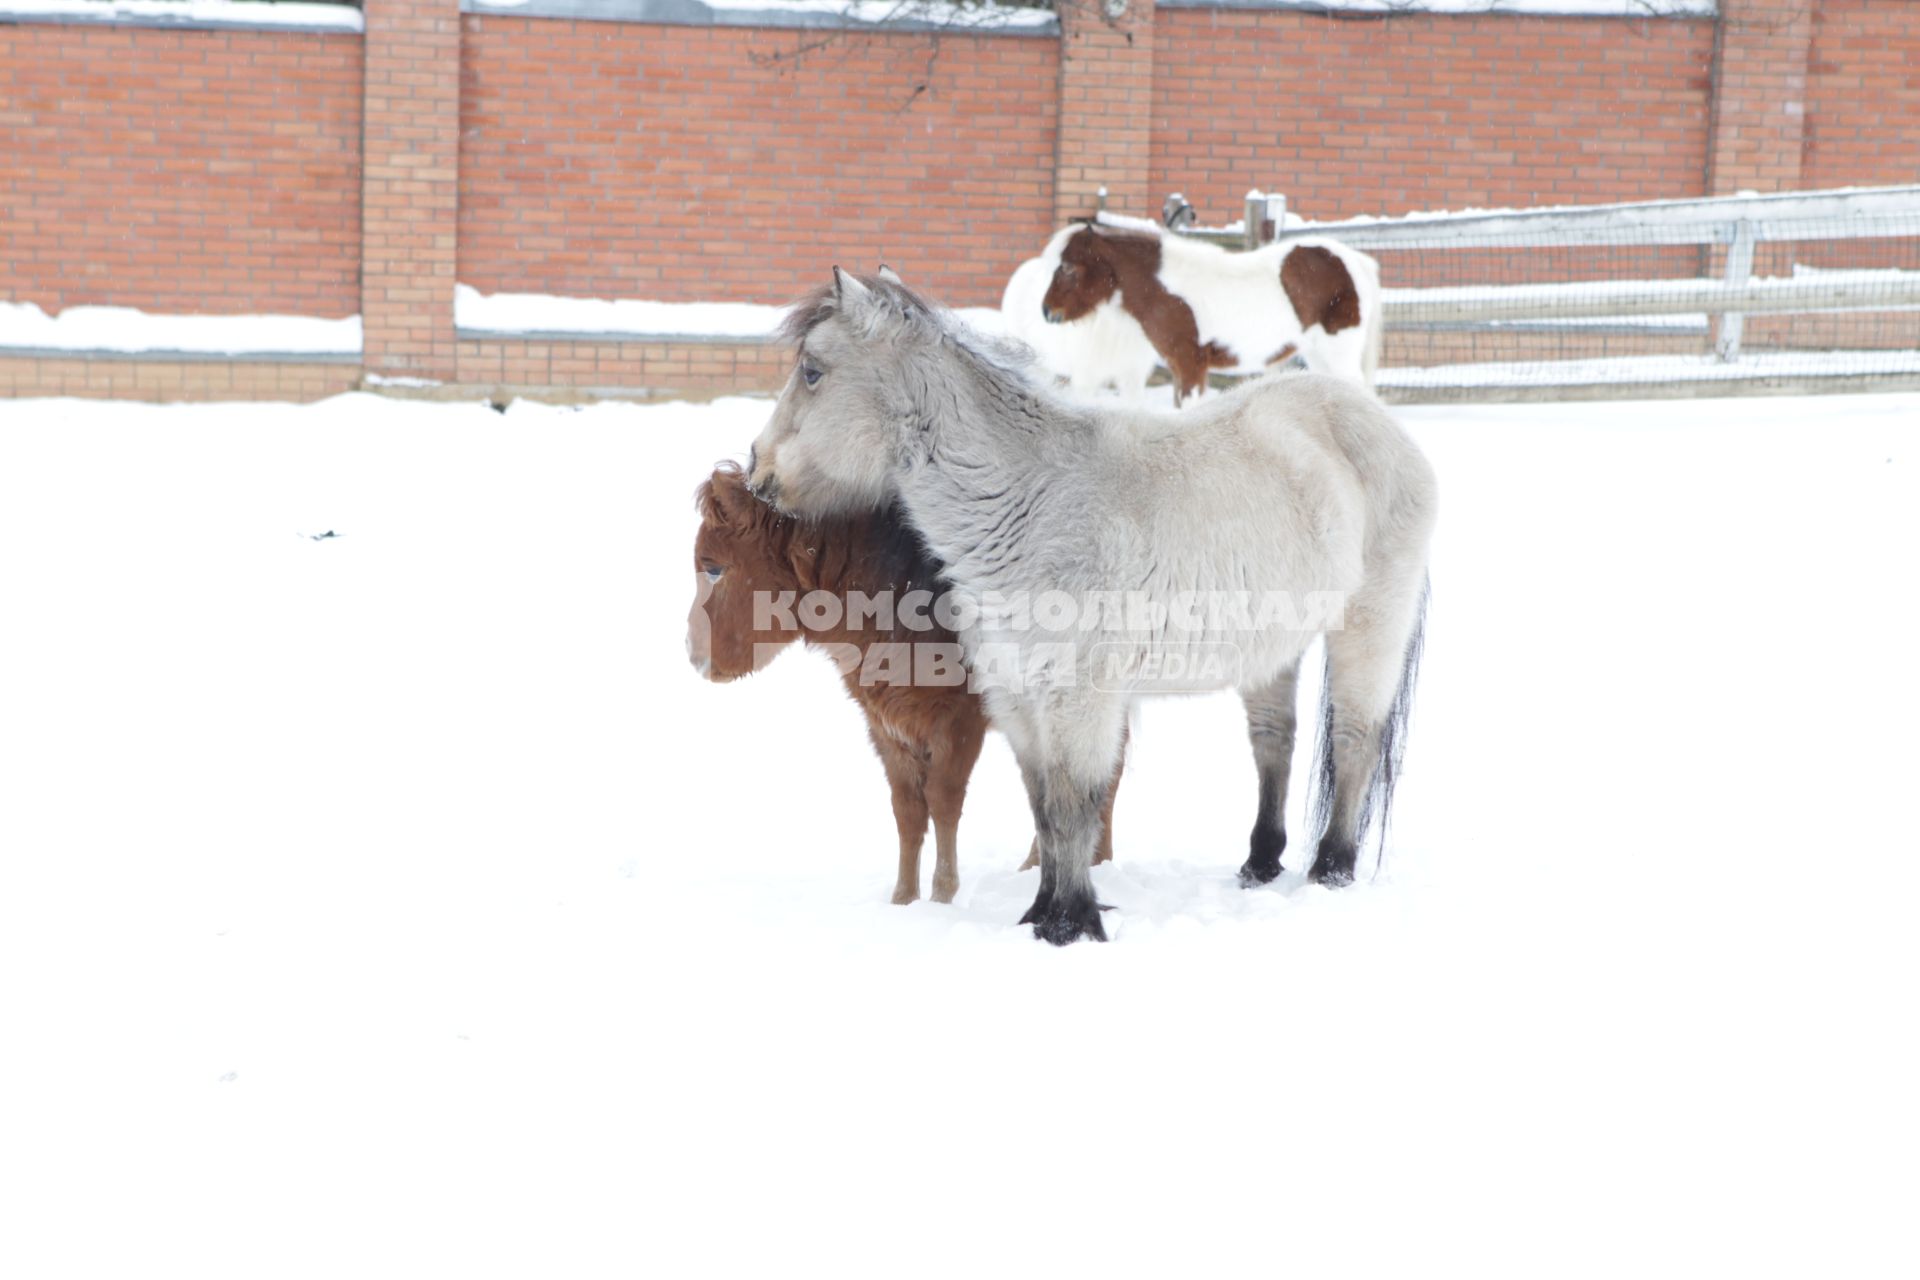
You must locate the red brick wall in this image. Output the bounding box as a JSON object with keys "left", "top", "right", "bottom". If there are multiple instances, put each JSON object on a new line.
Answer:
{"left": 457, "top": 17, "right": 1060, "bottom": 310}
{"left": 1150, "top": 10, "right": 1717, "bottom": 225}
{"left": 0, "top": 24, "right": 361, "bottom": 317}
{"left": 1803, "top": 0, "right": 1920, "bottom": 191}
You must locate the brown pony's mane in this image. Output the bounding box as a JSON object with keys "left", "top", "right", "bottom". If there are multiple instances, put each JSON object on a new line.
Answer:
{"left": 695, "top": 460, "right": 796, "bottom": 555}
{"left": 695, "top": 461, "right": 943, "bottom": 605}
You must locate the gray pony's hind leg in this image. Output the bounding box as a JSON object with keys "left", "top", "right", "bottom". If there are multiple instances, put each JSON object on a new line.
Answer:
{"left": 1237, "top": 658, "right": 1303, "bottom": 886}
{"left": 1308, "top": 576, "right": 1430, "bottom": 886}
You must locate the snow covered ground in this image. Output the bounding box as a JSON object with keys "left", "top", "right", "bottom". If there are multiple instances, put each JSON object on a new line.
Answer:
{"left": 3, "top": 389, "right": 1915, "bottom": 1277}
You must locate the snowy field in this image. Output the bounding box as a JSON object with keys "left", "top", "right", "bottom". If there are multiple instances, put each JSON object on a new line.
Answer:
{"left": 3, "top": 389, "right": 1916, "bottom": 1277}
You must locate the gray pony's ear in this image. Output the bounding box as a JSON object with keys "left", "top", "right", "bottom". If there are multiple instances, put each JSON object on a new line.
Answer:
{"left": 833, "top": 266, "right": 870, "bottom": 306}
{"left": 877, "top": 263, "right": 903, "bottom": 285}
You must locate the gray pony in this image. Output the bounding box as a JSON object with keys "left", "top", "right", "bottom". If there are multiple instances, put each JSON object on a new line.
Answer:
{"left": 749, "top": 269, "right": 1436, "bottom": 945}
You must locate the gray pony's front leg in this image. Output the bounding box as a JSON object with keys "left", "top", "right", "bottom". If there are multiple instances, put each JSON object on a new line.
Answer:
{"left": 1019, "top": 762, "right": 1110, "bottom": 944}
{"left": 1009, "top": 693, "right": 1127, "bottom": 944}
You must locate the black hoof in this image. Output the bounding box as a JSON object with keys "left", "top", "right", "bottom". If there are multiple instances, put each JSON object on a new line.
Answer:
{"left": 1308, "top": 836, "right": 1358, "bottom": 887}
{"left": 1021, "top": 891, "right": 1108, "bottom": 945}
{"left": 1238, "top": 858, "right": 1281, "bottom": 887}
{"left": 1239, "top": 825, "right": 1286, "bottom": 886}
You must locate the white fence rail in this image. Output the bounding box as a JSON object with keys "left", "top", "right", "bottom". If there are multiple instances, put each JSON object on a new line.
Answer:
{"left": 1138, "top": 185, "right": 1920, "bottom": 397}
{"left": 1272, "top": 186, "right": 1920, "bottom": 250}
{"left": 1385, "top": 271, "right": 1920, "bottom": 325}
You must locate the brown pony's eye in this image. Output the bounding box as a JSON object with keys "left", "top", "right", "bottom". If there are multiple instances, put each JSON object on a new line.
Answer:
{"left": 702, "top": 563, "right": 725, "bottom": 582}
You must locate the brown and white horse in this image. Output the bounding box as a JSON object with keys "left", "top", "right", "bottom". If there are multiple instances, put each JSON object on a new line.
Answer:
{"left": 688, "top": 463, "right": 1121, "bottom": 906}
{"left": 1041, "top": 222, "right": 1383, "bottom": 405}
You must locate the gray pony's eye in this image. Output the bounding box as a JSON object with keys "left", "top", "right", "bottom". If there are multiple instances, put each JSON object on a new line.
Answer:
{"left": 801, "top": 364, "right": 823, "bottom": 389}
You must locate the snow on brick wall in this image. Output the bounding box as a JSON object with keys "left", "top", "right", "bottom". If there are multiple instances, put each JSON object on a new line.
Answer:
{"left": 456, "top": 16, "right": 1061, "bottom": 310}
{"left": 0, "top": 22, "right": 363, "bottom": 318}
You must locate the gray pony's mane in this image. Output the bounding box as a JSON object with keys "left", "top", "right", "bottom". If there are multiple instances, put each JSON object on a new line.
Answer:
{"left": 778, "top": 273, "right": 1038, "bottom": 383}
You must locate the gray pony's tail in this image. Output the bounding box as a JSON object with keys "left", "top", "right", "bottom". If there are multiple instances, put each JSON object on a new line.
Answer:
{"left": 1309, "top": 575, "right": 1429, "bottom": 871}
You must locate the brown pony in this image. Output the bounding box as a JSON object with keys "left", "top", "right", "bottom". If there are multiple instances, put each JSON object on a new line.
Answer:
{"left": 688, "top": 463, "right": 1120, "bottom": 905}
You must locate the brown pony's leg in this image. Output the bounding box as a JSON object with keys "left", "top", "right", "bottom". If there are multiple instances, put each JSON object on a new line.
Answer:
{"left": 924, "top": 712, "right": 987, "bottom": 905}
{"left": 870, "top": 727, "right": 931, "bottom": 905}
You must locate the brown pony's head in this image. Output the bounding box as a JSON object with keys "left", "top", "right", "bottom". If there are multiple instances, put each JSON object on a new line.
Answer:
{"left": 1041, "top": 226, "right": 1121, "bottom": 324}
{"left": 688, "top": 462, "right": 805, "bottom": 682}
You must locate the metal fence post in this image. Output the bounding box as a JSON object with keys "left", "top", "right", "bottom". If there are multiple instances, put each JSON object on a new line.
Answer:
{"left": 1716, "top": 218, "right": 1757, "bottom": 362}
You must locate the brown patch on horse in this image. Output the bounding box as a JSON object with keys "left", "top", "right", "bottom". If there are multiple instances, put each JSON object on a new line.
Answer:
{"left": 1265, "top": 342, "right": 1300, "bottom": 367}
{"left": 1280, "top": 245, "right": 1362, "bottom": 335}
{"left": 1038, "top": 223, "right": 1119, "bottom": 323}
{"left": 1043, "top": 227, "right": 1224, "bottom": 406}
{"left": 689, "top": 463, "right": 1121, "bottom": 903}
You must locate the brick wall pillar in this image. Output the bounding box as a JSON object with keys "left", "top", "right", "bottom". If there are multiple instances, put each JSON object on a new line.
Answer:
{"left": 1054, "top": 0, "right": 1157, "bottom": 223}
{"left": 1706, "top": 0, "right": 1816, "bottom": 196}
{"left": 360, "top": 0, "right": 461, "bottom": 380}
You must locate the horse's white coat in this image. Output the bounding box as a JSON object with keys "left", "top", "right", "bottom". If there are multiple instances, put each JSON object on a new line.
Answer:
{"left": 1001, "top": 242, "right": 1160, "bottom": 399}
{"left": 1153, "top": 232, "right": 1384, "bottom": 389}
{"left": 750, "top": 273, "right": 1435, "bottom": 941}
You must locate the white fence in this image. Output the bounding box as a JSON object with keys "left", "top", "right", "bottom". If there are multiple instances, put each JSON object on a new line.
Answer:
{"left": 1142, "top": 185, "right": 1920, "bottom": 400}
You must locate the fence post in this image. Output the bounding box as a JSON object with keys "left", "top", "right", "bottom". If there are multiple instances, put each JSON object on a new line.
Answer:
{"left": 1716, "top": 218, "right": 1757, "bottom": 362}
{"left": 1244, "top": 192, "right": 1264, "bottom": 251}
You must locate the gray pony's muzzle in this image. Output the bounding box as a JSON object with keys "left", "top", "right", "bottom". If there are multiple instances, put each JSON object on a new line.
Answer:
{"left": 746, "top": 446, "right": 779, "bottom": 505}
